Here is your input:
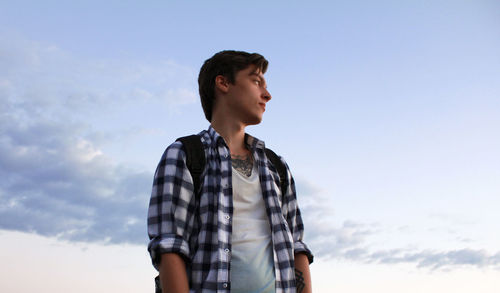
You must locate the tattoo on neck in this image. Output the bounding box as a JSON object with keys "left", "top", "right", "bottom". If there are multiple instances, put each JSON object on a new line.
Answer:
{"left": 295, "top": 269, "right": 305, "bottom": 293}
{"left": 231, "top": 153, "right": 253, "bottom": 177}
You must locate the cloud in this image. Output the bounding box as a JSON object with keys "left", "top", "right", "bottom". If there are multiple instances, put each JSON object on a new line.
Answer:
{"left": 0, "top": 30, "right": 197, "bottom": 122}
{"left": 0, "top": 31, "right": 198, "bottom": 245}
{"left": 301, "top": 211, "right": 500, "bottom": 270}
{"left": 302, "top": 216, "right": 500, "bottom": 270}
{"left": 0, "top": 114, "right": 152, "bottom": 244}
{"left": 294, "top": 177, "right": 500, "bottom": 270}
{"left": 365, "top": 248, "right": 500, "bottom": 270}
{"left": 304, "top": 218, "right": 378, "bottom": 261}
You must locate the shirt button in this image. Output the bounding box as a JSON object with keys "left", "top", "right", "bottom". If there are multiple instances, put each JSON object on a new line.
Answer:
{"left": 223, "top": 283, "right": 228, "bottom": 288}
{"left": 225, "top": 215, "right": 230, "bottom": 220}
{"left": 224, "top": 248, "right": 230, "bottom": 254}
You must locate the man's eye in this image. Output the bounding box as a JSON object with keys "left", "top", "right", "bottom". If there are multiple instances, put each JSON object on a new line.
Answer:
{"left": 254, "top": 80, "right": 261, "bottom": 85}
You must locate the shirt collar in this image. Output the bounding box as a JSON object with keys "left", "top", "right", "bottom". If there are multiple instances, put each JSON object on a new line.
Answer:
{"left": 206, "top": 125, "right": 266, "bottom": 151}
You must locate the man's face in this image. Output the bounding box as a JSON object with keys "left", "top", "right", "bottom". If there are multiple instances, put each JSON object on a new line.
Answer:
{"left": 224, "top": 65, "right": 272, "bottom": 125}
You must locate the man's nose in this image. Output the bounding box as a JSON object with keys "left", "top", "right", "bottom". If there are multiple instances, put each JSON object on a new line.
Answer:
{"left": 262, "top": 88, "right": 271, "bottom": 101}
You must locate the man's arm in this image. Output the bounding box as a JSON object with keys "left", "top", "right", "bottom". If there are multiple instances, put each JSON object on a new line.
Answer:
{"left": 276, "top": 155, "right": 314, "bottom": 292}
{"left": 148, "top": 142, "right": 197, "bottom": 292}
{"left": 159, "top": 253, "right": 189, "bottom": 293}
{"left": 295, "top": 253, "right": 312, "bottom": 293}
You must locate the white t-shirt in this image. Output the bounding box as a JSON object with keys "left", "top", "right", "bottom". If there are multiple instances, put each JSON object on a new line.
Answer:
{"left": 230, "top": 163, "right": 275, "bottom": 293}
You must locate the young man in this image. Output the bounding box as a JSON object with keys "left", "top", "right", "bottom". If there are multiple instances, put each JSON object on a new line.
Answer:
{"left": 147, "top": 50, "right": 313, "bottom": 293}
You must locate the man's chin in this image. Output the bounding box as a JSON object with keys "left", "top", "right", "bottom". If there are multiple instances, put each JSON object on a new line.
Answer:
{"left": 244, "top": 116, "right": 263, "bottom": 126}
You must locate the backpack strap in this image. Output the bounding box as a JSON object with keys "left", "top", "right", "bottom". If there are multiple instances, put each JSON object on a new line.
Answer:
{"left": 176, "top": 135, "right": 288, "bottom": 198}
{"left": 176, "top": 135, "right": 206, "bottom": 194}
{"left": 264, "top": 148, "right": 288, "bottom": 197}
{"left": 154, "top": 135, "right": 205, "bottom": 293}
{"left": 154, "top": 276, "right": 161, "bottom": 293}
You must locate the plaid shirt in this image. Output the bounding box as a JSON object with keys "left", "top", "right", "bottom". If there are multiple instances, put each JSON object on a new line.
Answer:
{"left": 148, "top": 126, "right": 313, "bottom": 293}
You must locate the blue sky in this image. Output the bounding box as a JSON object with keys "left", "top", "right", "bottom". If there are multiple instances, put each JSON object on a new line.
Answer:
{"left": 1, "top": 1, "right": 500, "bottom": 292}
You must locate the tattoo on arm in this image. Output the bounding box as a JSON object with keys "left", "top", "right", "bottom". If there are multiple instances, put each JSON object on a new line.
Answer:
{"left": 295, "top": 269, "right": 305, "bottom": 293}
{"left": 231, "top": 153, "right": 253, "bottom": 177}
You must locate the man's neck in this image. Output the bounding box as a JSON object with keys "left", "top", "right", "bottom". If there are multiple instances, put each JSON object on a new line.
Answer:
{"left": 210, "top": 120, "right": 248, "bottom": 155}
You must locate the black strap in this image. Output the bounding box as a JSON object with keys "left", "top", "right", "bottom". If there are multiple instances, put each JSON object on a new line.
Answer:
{"left": 154, "top": 276, "right": 161, "bottom": 293}
{"left": 176, "top": 135, "right": 288, "bottom": 198}
{"left": 264, "top": 148, "right": 288, "bottom": 196}
{"left": 155, "top": 135, "right": 205, "bottom": 293}
{"left": 176, "top": 135, "right": 206, "bottom": 194}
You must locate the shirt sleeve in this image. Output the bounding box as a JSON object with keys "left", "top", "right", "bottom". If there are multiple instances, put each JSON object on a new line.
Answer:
{"left": 280, "top": 156, "right": 314, "bottom": 264}
{"left": 147, "top": 141, "right": 197, "bottom": 270}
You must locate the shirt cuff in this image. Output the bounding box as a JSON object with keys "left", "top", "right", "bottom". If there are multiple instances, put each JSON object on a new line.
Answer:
{"left": 148, "top": 234, "right": 191, "bottom": 270}
{"left": 294, "top": 240, "right": 314, "bottom": 264}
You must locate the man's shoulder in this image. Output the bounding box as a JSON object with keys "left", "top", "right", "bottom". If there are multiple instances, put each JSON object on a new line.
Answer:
{"left": 175, "top": 129, "right": 213, "bottom": 149}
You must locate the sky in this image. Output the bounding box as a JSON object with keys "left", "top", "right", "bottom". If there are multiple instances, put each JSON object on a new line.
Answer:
{"left": 0, "top": 0, "right": 499, "bottom": 292}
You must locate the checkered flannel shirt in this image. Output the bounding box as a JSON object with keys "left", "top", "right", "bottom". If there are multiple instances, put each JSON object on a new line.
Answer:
{"left": 147, "top": 126, "right": 313, "bottom": 293}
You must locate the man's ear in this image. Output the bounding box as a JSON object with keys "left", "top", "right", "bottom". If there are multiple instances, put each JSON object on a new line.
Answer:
{"left": 215, "top": 75, "right": 230, "bottom": 94}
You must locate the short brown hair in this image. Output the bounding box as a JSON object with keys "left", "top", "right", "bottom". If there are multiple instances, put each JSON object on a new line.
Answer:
{"left": 198, "top": 50, "right": 268, "bottom": 121}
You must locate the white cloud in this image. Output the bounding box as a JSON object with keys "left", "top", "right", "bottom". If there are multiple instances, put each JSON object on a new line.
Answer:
{"left": 295, "top": 176, "right": 500, "bottom": 270}
{"left": 367, "top": 248, "right": 500, "bottom": 270}
{"left": 303, "top": 213, "right": 500, "bottom": 270}
{"left": 0, "top": 32, "right": 200, "bottom": 244}
{"left": 0, "top": 30, "right": 197, "bottom": 123}
{"left": 0, "top": 112, "right": 152, "bottom": 244}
